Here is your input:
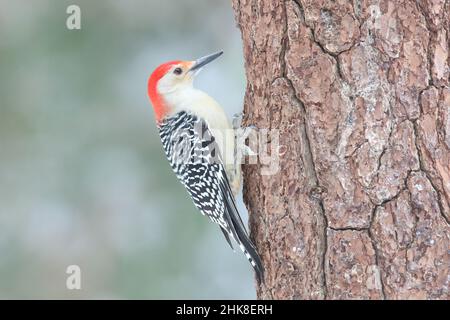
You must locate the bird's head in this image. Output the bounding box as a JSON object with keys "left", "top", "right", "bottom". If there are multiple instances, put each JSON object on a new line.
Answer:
{"left": 147, "top": 51, "right": 223, "bottom": 122}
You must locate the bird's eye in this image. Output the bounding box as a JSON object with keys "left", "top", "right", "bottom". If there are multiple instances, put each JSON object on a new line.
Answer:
{"left": 173, "top": 67, "right": 183, "bottom": 75}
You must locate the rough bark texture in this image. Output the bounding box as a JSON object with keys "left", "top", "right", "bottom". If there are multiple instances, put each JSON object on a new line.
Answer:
{"left": 231, "top": 0, "right": 450, "bottom": 299}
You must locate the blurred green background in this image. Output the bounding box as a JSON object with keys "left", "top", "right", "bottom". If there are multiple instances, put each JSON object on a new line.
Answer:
{"left": 0, "top": 0, "right": 254, "bottom": 299}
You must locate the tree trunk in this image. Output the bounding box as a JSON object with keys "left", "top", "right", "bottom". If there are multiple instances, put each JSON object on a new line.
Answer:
{"left": 231, "top": 0, "right": 449, "bottom": 299}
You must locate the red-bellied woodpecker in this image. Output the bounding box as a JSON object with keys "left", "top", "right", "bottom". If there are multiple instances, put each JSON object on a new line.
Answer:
{"left": 147, "top": 51, "right": 263, "bottom": 282}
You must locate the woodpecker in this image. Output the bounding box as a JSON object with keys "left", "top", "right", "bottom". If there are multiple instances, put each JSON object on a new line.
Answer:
{"left": 147, "top": 51, "right": 264, "bottom": 282}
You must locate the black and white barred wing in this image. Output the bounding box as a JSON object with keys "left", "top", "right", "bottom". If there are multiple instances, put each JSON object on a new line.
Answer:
{"left": 158, "top": 111, "right": 263, "bottom": 282}
{"left": 159, "top": 112, "right": 225, "bottom": 223}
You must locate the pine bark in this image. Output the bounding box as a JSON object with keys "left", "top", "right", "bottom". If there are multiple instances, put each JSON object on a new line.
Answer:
{"left": 231, "top": 0, "right": 450, "bottom": 299}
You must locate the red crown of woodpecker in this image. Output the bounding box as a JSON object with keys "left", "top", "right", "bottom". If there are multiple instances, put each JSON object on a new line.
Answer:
{"left": 147, "top": 51, "right": 223, "bottom": 123}
{"left": 147, "top": 60, "right": 181, "bottom": 122}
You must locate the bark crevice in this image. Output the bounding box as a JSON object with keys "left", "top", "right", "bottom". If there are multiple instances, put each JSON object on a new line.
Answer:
{"left": 284, "top": 65, "right": 330, "bottom": 300}
{"left": 412, "top": 119, "right": 450, "bottom": 225}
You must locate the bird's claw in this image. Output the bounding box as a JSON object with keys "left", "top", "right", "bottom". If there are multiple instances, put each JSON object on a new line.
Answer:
{"left": 232, "top": 112, "right": 259, "bottom": 132}
{"left": 232, "top": 112, "right": 243, "bottom": 130}
{"left": 241, "top": 144, "right": 257, "bottom": 156}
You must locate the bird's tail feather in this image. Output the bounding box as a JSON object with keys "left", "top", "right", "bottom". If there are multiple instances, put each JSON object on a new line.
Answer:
{"left": 235, "top": 232, "right": 264, "bottom": 283}
{"left": 224, "top": 195, "right": 264, "bottom": 283}
{"left": 221, "top": 173, "right": 264, "bottom": 283}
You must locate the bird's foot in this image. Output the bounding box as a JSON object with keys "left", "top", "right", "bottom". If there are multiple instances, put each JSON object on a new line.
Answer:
{"left": 232, "top": 112, "right": 243, "bottom": 130}
{"left": 241, "top": 144, "right": 257, "bottom": 156}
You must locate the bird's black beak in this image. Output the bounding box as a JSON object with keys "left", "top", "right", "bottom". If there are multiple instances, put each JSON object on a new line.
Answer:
{"left": 189, "top": 51, "right": 223, "bottom": 72}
